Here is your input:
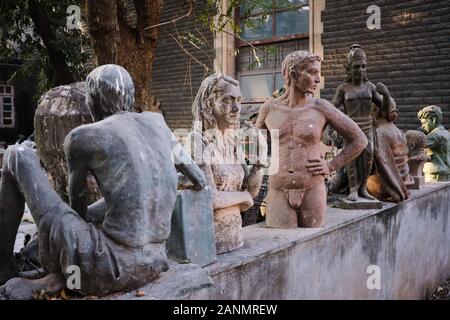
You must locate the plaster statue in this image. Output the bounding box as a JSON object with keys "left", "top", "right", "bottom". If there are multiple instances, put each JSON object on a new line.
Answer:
{"left": 187, "top": 73, "right": 266, "bottom": 254}
{"left": 418, "top": 105, "right": 450, "bottom": 181}
{"left": 255, "top": 50, "right": 367, "bottom": 228}
{"left": 331, "top": 44, "right": 392, "bottom": 202}
{"left": 0, "top": 64, "right": 206, "bottom": 299}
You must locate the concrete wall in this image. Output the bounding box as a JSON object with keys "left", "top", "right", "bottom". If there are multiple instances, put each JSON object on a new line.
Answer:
{"left": 205, "top": 182, "right": 450, "bottom": 299}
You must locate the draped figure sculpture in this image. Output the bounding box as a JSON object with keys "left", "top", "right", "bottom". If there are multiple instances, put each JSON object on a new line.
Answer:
{"left": 255, "top": 50, "right": 367, "bottom": 228}
{"left": 331, "top": 44, "right": 392, "bottom": 203}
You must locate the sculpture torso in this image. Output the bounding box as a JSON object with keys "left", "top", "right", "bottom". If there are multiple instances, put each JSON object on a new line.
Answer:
{"left": 425, "top": 126, "right": 450, "bottom": 176}
{"left": 211, "top": 163, "right": 244, "bottom": 192}
{"left": 65, "top": 111, "right": 178, "bottom": 248}
{"left": 377, "top": 121, "right": 409, "bottom": 176}
{"left": 264, "top": 99, "right": 326, "bottom": 190}
{"left": 342, "top": 82, "right": 375, "bottom": 125}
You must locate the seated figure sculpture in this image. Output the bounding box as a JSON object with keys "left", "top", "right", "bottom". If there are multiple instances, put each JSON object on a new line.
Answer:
{"left": 255, "top": 50, "right": 367, "bottom": 228}
{"left": 0, "top": 64, "right": 206, "bottom": 299}
{"left": 366, "top": 89, "right": 410, "bottom": 202}
{"left": 417, "top": 105, "right": 450, "bottom": 181}
{"left": 187, "top": 74, "right": 266, "bottom": 254}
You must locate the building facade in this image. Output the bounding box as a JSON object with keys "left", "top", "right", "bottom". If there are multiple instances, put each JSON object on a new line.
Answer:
{"left": 151, "top": 0, "right": 450, "bottom": 131}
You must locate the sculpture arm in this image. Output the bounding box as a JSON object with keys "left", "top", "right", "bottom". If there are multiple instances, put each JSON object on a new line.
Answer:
{"left": 255, "top": 100, "right": 271, "bottom": 129}
{"left": 65, "top": 129, "right": 90, "bottom": 220}
{"left": 371, "top": 82, "right": 384, "bottom": 108}
{"left": 425, "top": 133, "right": 439, "bottom": 155}
{"left": 244, "top": 165, "right": 264, "bottom": 198}
{"left": 202, "top": 164, "right": 253, "bottom": 211}
{"left": 171, "top": 133, "right": 207, "bottom": 190}
{"left": 320, "top": 100, "right": 368, "bottom": 172}
{"left": 331, "top": 84, "right": 345, "bottom": 110}
{"left": 242, "top": 125, "right": 267, "bottom": 198}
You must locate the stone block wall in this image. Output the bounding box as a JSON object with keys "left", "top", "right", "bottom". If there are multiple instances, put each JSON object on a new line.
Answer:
{"left": 320, "top": 0, "right": 450, "bottom": 130}
{"left": 151, "top": 0, "right": 215, "bottom": 131}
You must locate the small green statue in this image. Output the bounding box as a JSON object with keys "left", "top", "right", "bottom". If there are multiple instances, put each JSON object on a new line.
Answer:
{"left": 417, "top": 105, "right": 450, "bottom": 181}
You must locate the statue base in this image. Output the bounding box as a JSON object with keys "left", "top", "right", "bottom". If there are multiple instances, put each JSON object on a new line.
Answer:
{"left": 167, "top": 189, "right": 217, "bottom": 267}
{"left": 407, "top": 176, "right": 425, "bottom": 190}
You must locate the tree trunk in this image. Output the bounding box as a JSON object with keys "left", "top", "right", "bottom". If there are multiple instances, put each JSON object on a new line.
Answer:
{"left": 28, "top": 0, "right": 75, "bottom": 85}
{"left": 86, "top": 0, "right": 163, "bottom": 112}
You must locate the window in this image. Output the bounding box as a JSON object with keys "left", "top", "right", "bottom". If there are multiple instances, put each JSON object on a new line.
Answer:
{"left": 239, "top": 0, "right": 309, "bottom": 43}
{"left": 236, "top": 1, "right": 310, "bottom": 109}
{"left": 0, "top": 84, "right": 15, "bottom": 128}
{"left": 237, "top": 39, "right": 309, "bottom": 105}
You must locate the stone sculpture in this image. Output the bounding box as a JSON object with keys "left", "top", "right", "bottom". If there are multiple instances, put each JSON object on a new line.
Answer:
{"left": 418, "top": 105, "right": 450, "bottom": 181}
{"left": 405, "top": 130, "right": 430, "bottom": 189}
{"left": 255, "top": 50, "right": 367, "bottom": 228}
{"left": 187, "top": 73, "right": 266, "bottom": 254}
{"left": 331, "top": 44, "right": 392, "bottom": 205}
{"left": 366, "top": 89, "right": 410, "bottom": 202}
{"left": 0, "top": 64, "right": 206, "bottom": 299}
{"left": 34, "top": 82, "right": 101, "bottom": 205}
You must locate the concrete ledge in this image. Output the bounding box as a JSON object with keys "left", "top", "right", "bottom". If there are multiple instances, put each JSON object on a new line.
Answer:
{"left": 204, "top": 182, "right": 450, "bottom": 299}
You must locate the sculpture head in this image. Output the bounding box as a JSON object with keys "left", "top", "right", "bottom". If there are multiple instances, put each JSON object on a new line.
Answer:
{"left": 418, "top": 105, "right": 443, "bottom": 134}
{"left": 85, "top": 64, "right": 135, "bottom": 121}
{"left": 192, "top": 73, "right": 241, "bottom": 132}
{"left": 281, "top": 50, "right": 321, "bottom": 96}
{"left": 405, "top": 130, "right": 427, "bottom": 158}
{"left": 345, "top": 44, "right": 368, "bottom": 83}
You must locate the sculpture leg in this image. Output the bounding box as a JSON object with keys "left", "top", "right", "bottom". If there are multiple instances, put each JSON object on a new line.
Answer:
{"left": 0, "top": 163, "right": 25, "bottom": 284}
{"left": 358, "top": 131, "right": 376, "bottom": 200}
{"left": 298, "top": 182, "right": 326, "bottom": 227}
{"left": 346, "top": 159, "right": 360, "bottom": 201}
{"left": 266, "top": 186, "right": 298, "bottom": 228}
{"left": 0, "top": 145, "right": 67, "bottom": 285}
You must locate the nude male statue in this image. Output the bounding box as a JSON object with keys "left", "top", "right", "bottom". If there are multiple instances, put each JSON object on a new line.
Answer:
{"left": 0, "top": 64, "right": 206, "bottom": 299}
{"left": 256, "top": 51, "right": 367, "bottom": 228}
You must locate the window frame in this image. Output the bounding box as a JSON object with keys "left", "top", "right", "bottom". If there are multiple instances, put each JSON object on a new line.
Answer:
{"left": 236, "top": 0, "right": 309, "bottom": 47}
{"left": 0, "top": 84, "right": 15, "bottom": 128}
{"left": 238, "top": 68, "right": 283, "bottom": 104}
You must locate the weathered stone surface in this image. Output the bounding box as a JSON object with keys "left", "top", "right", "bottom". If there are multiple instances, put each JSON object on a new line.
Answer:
{"left": 167, "top": 189, "right": 217, "bottom": 267}
{"left": 334, "top": 197, "right": 382, "bottom": 210}
{"left": 107, "top": 261, "right": 215, "bottom": 300}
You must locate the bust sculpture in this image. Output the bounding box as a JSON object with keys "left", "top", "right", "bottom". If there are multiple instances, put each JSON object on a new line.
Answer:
{"left": 417, "top": 105, "right": 450, "bottom": 181}
{"left": 255, "top": 50, "right": 367, "bottom": 228}
{"left": 187, "top": 74, "right": 265, "bottom": 254}
{"left": 0, "top": 64, "right": 205, "bottom": 299}
{"left": 405, "top": 130, "right": 430, "bottom": 189}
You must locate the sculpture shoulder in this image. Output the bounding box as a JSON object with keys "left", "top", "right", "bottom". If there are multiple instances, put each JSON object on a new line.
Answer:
{"left": 260, "top": 98, "right": 276, "bottom": 114}
{"left": 314, "top": 98, "right": 338, "bottom": 114}
{"left": 335, "top": 82, "right": 347, "bottom": 93}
